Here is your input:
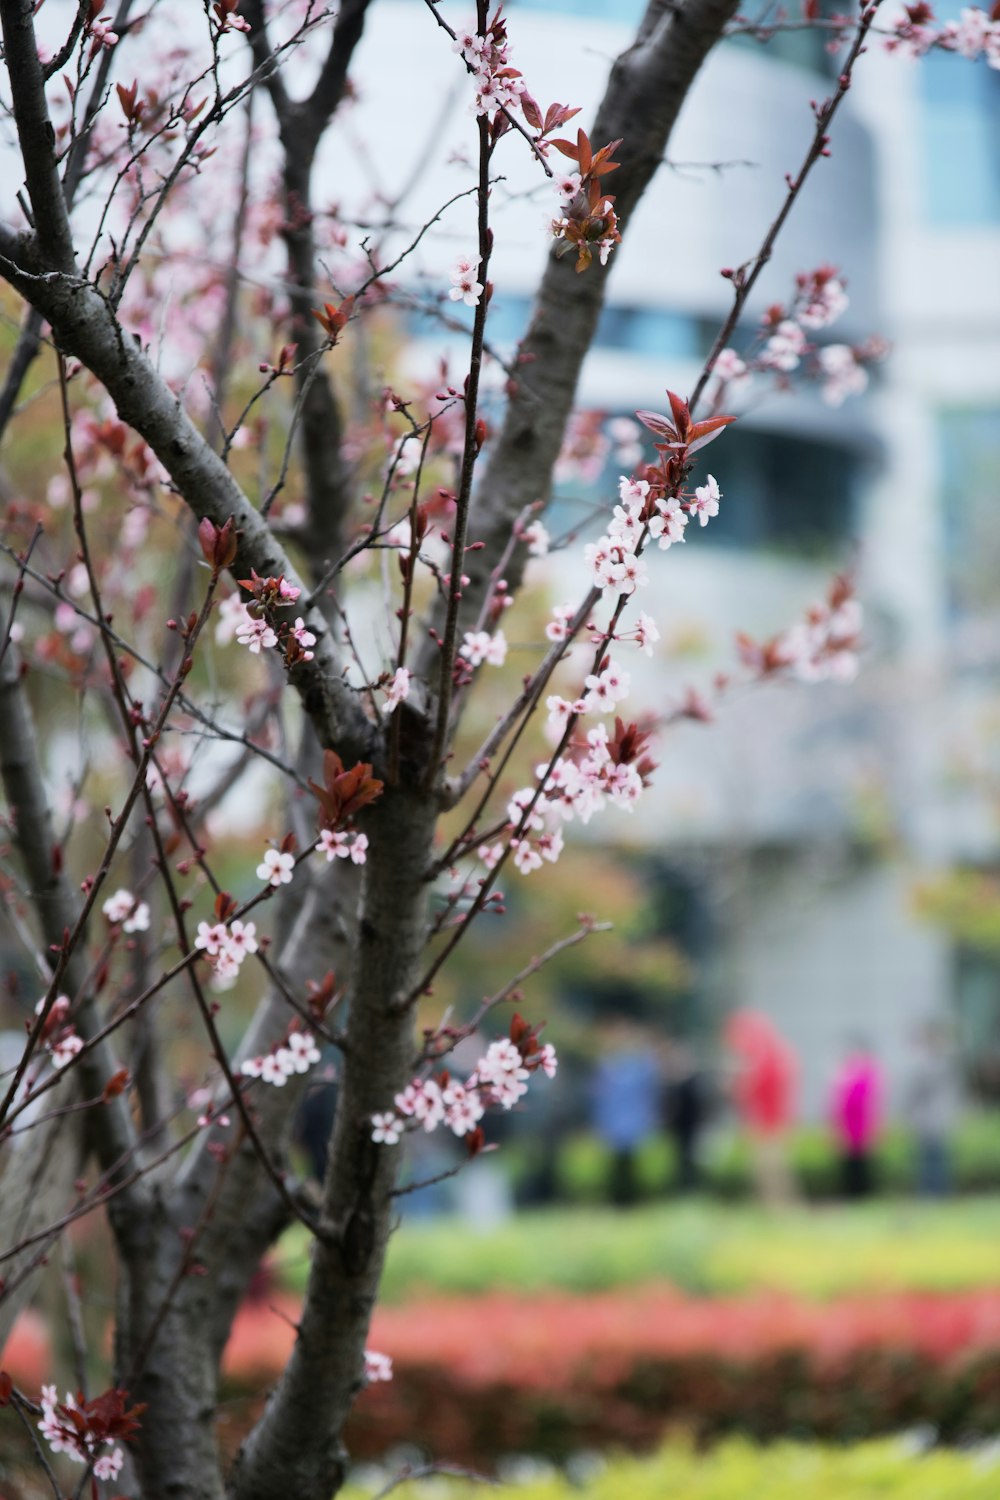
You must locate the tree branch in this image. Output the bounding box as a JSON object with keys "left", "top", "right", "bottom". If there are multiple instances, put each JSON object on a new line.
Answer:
{"left": 413, "top": 0, "right": 742, "bottom": 686}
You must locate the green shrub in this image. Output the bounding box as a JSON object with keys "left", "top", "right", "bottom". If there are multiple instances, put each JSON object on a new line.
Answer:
{"left": 953, "top": 1111, "right": 1000, "bottom": 1190}
{"left": 346, "top": 1438, "right": 1000, "bottom": 1500}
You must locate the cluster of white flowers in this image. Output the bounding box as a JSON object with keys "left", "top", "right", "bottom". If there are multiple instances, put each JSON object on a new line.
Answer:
{"left": 235, "top": 612, "right": 278, "bottom": 654}
{"left": 459, "top": 628, "right": 508, "bottom": 667}
{"left": 216, "top": 579, "right": 313, "bottom": 659}
{"left": 522, "top": 519, "right": 550, "bottom": 557}
{"left": 194, "top": 917, "right": 258, "bottom": 982}
{"left": 796, "top": 270, "right": 850, "bottom": 330}
{"left": 240, "top": 1029, "right": 321, "bottom": 1087}
{"left": 35, "top": 994, "right": 84, "bottom": 1070}
{"left": 371, "top": 1035, "right": 557, "bottom": 1145}
{"left": 38, "top": 1387, "right": 123, "bottom": 1481}
{"left": 818, "top": 344, "right": 869, "bottom": 407}
{"left": 453, "top": 20, "right": 526, "bottom": 116}
{"left": 886, "top": 3, "right": 1000, "bottom": 63}
{"left": 493, "top": 460, "right": 726, "bottom": 874}
{"left": 775, "top": 596, "right": 863, "bottom": 683}
{"left": 583, "top": 473, "right": 720, "bottom": 604}
{"left": 461, "top": 627, "right": 509, "bottom": 669}
{"left": 316, "top": 828, "right": 369, "bottom": 865}
{"left": 716, "top": 267, "right": 874, "bottom": 406}
{"left": 449, "top": 252, "right": 484, "bottom": 308}
{"left": 761, "top": 319, "right": 808, "bottom": 373}
{"left": 102, "top": 887, "right": 150, "bottom": 933}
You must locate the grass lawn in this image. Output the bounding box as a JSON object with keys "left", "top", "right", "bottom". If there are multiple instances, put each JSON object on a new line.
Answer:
{"left": 279, "top": 1195, "right": 1000, "bottom": 1300}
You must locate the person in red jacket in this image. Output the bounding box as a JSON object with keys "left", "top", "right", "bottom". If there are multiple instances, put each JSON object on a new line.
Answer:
{"left": 725, "top": 1009, "right": 798, "bottom": 1203}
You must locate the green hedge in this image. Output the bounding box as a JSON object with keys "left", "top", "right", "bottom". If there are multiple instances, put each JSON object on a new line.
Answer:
{"left": 277, "top": 1195, "right": 1000, "bottom": 1303}
{"left": 347, "top": 1437, "right": 1000, "bottom": 1500}
{"left": 525, "top": 1113, "right": 1000, "bottom": 1203}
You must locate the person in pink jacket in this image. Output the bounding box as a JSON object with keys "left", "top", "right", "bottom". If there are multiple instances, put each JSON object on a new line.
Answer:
{"left": 831, "top": 1039, "right": 882, "bottom": 1197}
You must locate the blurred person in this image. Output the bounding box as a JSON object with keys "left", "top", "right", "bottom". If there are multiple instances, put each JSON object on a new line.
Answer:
{"left": 905, "top": 1019, "right": 961, "bottom": 1196}
{"left": 724, "top": 1009, "right": 798, "bottom": 1204}
{"left": 590, "top": 1020, "right": 663, "bottom": 1205}
{"left": 663, "top": 1039, "right": 708, "bottom": 1191}
{"left": 830, "top": 1037, "right": 882, "bottom": 1198}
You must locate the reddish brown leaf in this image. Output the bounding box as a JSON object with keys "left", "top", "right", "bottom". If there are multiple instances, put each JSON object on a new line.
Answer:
{"left": 103, "top": 1068, "right": 130, "bottom": 1101}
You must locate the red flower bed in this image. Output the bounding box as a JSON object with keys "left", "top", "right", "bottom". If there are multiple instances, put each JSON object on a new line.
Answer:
{"left": 222, "top": 1288, "right": 1000, "bottom": 1463}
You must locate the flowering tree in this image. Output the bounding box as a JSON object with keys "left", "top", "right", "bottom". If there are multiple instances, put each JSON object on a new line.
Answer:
{"left": 0, "top": 0, "right": 995, "bottom": 1494}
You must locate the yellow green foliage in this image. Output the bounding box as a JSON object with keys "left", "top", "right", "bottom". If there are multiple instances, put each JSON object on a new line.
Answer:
{"left": 347, "top": 1438, "right": 1000, "bottom": 1500}
{"left": 280, "top": 1194, "right": 1000, "bottom": 1302}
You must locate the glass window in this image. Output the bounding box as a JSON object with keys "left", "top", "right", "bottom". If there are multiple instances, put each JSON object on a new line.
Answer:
{"left": 508, "top": 0, "right": 647, "bottom": 23}
{"left": 921, "top": 47, "right": 1000, "bottom": 224}
{"left": 551, "top": 416, "right": 860, "bottom": 556}
{"left": 406, "top": 296, "right": 700, "bottom": 361}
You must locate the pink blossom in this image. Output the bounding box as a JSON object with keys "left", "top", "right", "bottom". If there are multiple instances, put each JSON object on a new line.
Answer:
{"left": 89, "top": 17, "right": 119, "bottom": 49}
{"left": 582, "top": 660, "right": 630, "bottom": 713}
{"left": 225, "top": 920, "right": 258, "bottom": 961}
{"left": 460, "top": 628, "right": 507, "bottom": 667}
{"left": 714, "top": 348, "right": 748, "bottom": 383}
{"left": 94, "top": 1448, "right": 124, "bottom": 1481}
{"left": 405, "top": 1078, "right": 446, "bottom": 1131}
{"left": 631, "top": 611, "right": 661, "bottom": 656}
{"left": 522, "top": 519, "right": 550, "bottom": 556}
{"left": 257, "top": 848, "right": 295, "bottom": 887}
{"left": 762, "top": 319, "right": 807, "bottom": 372}
{"left": 316, "top": 829, "right": 368, "bottom": 864}
{"left": 195, "top": 921, "right": 228, "bottom": 957}
{"left": 648, "top": 496, "right": 688, "bottom": 551}
{"left": 215, "top": 593, "right": 248, "bottom": 644}
{"left": 260, "top": 1052, "right": 291, "bottom": 1086}
{"left": 536, "top": 827, "right": 564, "bottom": 864}
{"left": 286, "top": 1032, "right": 321, "bottom": 1071}
{"left": 554, "top": 170, "right": 582, "bottom": 200}
{"left": 689, "top": 474, "right": 721, "bottom": 527}
{"left": 442, "top": 1080, "right": 485, "bottom": 1134}
{"left": 452, "top": 27, "right": 488, "bottom": 63}
{"left": 364, "top": 1349, "right": 394, "bottom": 1383}
{"left": 449, "top": 253, "right": 484, "bottom": 307}
{"left": 538, "top": 1042, "right": 558, "bottom": 1078}
{"left": 512, "top": 839, "right": 543, "bottom": 875}
{"left": 383, "top": 666, "right": 411, "bottom": 714}
{"left": 545, "top": 694, "right": 575, "bottom": 738}
{"left": 608, "top": 502, "right": 643, "bottom": 552}
{"left": 478, "top": 841, "right": 505, "bottom": 870}
{"left": 291, "top": 618, "right": 316, "bottom": 660}
{"left": 50, "top": 1031, "right": 84, "bottom": 1069}
{"left": 102, "top": 888, "right": 150, "bottom": 931}
{"left": 371, "top": 1111, "right": 403, "bottom": 1145}
{"left": 609, "top": 550, "right": 648, "bottom": 596}
{"left": 818, "top": 344, "right": 868, "bottom": 406}
{"left": 798, "top": 271, "right": 849, "bottom": 330}
{"left": 507, "top": 786, "right": 545, "bottom": 833}
{"left": 583, "top": 534, "right": 618, "bottom": 590}
{"left": 235, "top": 613, "right": 278, "bottom": 654}
{"left": 545, "top": 602, "right": 576, "bottom": 642}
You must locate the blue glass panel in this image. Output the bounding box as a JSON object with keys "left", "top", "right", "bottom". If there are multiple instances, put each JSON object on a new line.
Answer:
{"left": 921, "top": 52, "right": 1000, "bottom": 225}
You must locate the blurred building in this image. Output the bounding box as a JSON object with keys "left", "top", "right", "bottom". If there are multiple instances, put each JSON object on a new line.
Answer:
{"left": 339, "top": 0, "right": 1000, "bottom": 1116}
